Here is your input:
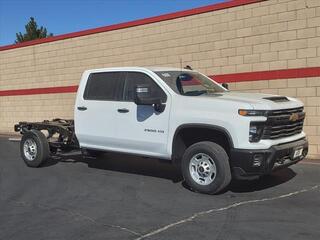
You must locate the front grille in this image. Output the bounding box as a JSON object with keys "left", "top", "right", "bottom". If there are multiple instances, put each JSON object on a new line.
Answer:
{"left": 261, "top": 107, "right": 305, "bottom": 140}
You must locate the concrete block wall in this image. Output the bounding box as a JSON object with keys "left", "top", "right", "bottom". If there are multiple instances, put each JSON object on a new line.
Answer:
{"left": 0, "top": 0, "right": 319, "bottom": 158}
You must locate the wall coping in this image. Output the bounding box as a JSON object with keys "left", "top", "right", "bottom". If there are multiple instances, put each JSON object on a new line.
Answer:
{"left": 0, "top": 0, "right": 262, "bottom": 51}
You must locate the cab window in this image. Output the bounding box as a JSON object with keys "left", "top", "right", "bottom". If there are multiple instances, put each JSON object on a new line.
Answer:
{"left": 84, "top": 72, "right": 125, "bottom": 101}
{"left": 123, "top": 72, "right": 167, "bottom": 102}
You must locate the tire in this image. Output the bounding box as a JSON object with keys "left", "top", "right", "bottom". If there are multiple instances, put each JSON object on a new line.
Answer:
{"left": 20, "top": 130, "right": 50, "bottom": 167}
{"left": 181, "top": 141, "right": 231, "bottom": 194}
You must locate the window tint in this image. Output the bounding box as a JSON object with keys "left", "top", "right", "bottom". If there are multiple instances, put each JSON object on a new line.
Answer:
{"left": 84, "top": 72, "right": 124, "bottom": 101}
{"left": 124, "top": 72, "right": 167, "bottom": 102}
{"left": 155, "top": 71, "right": 225, "bottom": 96}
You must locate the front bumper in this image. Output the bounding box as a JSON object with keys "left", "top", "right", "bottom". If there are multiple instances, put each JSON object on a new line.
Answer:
{"left": 230, "top": 138, "right": 308, "bottom": 180}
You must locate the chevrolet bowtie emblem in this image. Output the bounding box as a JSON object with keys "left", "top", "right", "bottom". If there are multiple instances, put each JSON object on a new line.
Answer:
{"left": 289, "top": 113, "right": 299, "bottom": 122}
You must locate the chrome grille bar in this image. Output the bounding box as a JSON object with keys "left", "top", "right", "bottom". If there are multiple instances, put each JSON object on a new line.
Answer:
{"left": 261, "top": 107, "right": 305, "bottom": 140}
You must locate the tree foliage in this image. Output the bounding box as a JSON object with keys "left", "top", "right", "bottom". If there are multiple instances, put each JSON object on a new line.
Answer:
{"left": 15, "top": 17, "right": 53, "bottom": 43}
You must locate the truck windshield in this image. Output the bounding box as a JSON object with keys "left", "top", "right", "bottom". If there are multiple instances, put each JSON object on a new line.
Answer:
{"left": 155, "top": 71, "right": 226, "bottom": 96}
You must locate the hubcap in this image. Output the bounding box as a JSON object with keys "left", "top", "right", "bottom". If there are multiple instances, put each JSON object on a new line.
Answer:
{"left": 189, "top": 153, "right": 217, "bottom": 185}
{"left": 23, "top": 139, "right": 37, "bottom": 161}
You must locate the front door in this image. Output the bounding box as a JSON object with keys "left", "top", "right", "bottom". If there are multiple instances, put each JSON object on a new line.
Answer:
{"left": 113, "top": 71, "right": 171, "bottom": 158}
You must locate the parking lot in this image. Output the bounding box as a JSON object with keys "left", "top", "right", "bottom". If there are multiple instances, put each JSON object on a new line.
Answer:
{"left": 0, "top": 136, "right": 319, "bottom": 240}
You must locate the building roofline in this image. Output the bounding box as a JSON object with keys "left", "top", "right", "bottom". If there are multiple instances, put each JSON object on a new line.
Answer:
{"left": 0, "top": 0, "right": 262, "bottom": 52}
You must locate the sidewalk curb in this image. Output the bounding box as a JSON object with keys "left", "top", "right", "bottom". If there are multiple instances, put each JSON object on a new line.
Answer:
{"left": 299, "top": 159, "right": 320, "bottom": 165}
{"left": 1, "top": 135, "right": 320, "bottom": 163}
{"left": 8, "top": 137, "right": 21, "bottom": 142}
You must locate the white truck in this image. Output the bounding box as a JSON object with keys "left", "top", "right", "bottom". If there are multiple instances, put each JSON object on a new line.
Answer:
{"left": 15, "top": 67, "right": 308, "bottom": 194}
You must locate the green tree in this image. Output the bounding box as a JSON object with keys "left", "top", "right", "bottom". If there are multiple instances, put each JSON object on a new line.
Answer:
{"left": 15, "top": 17, "right": 53, "bottom": 43}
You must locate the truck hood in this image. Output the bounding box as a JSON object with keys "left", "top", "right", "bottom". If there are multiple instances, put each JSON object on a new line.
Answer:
{"left": 203, "top": 91, "right": 303, "bottom": 110}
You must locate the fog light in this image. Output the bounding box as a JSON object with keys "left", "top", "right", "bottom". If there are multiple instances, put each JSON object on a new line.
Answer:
{"left": 302, "top": 149, "right": 308, "bottom": 157}
{"left": 253, "top": 154, "right": 263, "bottom": 167}
{"left": 249, "top": 122, "right": 264, "bottom": 142}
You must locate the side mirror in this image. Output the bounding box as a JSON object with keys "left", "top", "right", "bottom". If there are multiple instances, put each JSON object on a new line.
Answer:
{"left": 134, "top": 84, "right": 165, "bottom": 112}
{"left": 222, "top": 83, "right": 229, "bottom": 90}
{"left": 134, "top": 84, "right": 157, "bottom": 105}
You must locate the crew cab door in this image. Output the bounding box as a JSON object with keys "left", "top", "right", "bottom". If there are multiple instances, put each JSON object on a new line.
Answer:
{"left": 75, "top": 71, "right": 125, "bottom": 149}
{"left": 113, "top": 71, "right": 171, "bottom": 158}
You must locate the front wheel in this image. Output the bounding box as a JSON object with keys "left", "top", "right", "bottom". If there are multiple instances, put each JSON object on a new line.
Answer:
{"left": 20, "top": 130, "right": 50, "bottom": 167}
{"left": 181, "top": 141, "right": 231, "bottom": 194}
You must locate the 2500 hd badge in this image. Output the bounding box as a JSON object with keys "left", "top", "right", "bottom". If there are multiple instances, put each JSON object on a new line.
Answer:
{"left": 144, "top": 128, "right": 165, "bottom": 133}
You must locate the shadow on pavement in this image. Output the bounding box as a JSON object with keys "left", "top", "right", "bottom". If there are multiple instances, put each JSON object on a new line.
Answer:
{"left": 49, "top": 151, "right": 183, "bottom": 183}
{"left": 228, "top": 168, "right": 296, "bottom": 193}
{"left": 47, "top": 151, "right": 297, "bottom": 193}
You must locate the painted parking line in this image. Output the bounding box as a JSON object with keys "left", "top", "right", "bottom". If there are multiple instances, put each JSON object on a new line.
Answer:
{"left": 135, "top": 185, "right": 320, "bottom": 240}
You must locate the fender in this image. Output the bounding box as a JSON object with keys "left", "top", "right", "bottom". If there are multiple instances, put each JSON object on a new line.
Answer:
{"left": 171, "top": 123, "right": 234, "bottom": 159}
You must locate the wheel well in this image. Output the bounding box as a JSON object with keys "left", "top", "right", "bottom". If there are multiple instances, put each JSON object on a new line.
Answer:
{"left": 172, "top": 126, "right": 232, "bottom": 164}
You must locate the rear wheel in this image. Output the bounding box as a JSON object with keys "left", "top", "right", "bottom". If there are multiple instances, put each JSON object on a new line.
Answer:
{"left": 181, "top": 141, "right": 231, "bottom": 194}
{"left": 20, "top": 130, "right": 50, "bottom": 167}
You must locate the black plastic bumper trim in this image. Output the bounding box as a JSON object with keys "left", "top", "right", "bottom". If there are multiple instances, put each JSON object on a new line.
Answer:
{"left": 230, "top": 138, "right": 308, "bottom": 180}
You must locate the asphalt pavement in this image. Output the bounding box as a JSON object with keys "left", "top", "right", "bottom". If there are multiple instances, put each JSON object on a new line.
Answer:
{"left": 0, "top": 137, "right": 319, "bottom": 240}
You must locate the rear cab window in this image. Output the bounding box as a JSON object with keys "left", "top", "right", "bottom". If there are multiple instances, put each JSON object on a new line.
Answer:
{"left": 83, "top": 72, "right": 125, "bottom": 101}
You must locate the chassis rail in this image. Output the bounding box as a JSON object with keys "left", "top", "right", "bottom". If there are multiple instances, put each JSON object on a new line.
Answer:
{"left": 14, "top": 119, "right": 79, "bottom": 152}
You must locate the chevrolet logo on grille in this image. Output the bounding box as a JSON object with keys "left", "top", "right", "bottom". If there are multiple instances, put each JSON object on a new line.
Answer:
{"left": 289, "top": 113, "right": 300, "bottom": 122}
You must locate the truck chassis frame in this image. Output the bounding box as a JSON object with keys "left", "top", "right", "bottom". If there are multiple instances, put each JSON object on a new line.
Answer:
{"left": 14, "top": 119, "right": 79, "bottom": 153}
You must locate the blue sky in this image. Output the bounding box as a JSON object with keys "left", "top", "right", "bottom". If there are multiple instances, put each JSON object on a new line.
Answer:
{"left": 0, "top": 0, "right": 224, "bottom": 46}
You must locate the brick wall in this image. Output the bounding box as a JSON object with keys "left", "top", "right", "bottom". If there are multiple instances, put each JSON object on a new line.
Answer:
{"left": 0, "top": 0, "right": 319, "bottom": 158}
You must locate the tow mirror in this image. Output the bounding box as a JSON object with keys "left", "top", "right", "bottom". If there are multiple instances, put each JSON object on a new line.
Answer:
{"left": 134, "top": 84, "right": 165, "bottom": 112}
{"left": 134, "top": 84, "right": 160, "bottom": 105}
{"left": 222, "top": 83, "right": 229, "bottom": 90}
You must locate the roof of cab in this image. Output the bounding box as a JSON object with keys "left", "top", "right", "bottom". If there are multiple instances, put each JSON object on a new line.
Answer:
{"left": 145, "top": 66, "right": 192, "bottom": 72}
{"left": 85, "top": 66, "right": 193, "bottom": 74}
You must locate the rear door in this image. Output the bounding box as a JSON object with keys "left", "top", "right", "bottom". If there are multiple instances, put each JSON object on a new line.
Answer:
{"left": 113, "top": 71, "right": 171, "bottom": 158}
{"left": 75, "top": 71, "right": 125, "bottom": 149}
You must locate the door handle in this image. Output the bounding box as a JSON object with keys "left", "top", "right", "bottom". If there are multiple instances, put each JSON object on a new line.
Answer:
{"left": 77, "top": 106, "right": 87, "bottom": 111}
{"left": 117, "top": 108, "right": 129, "bottom": 113}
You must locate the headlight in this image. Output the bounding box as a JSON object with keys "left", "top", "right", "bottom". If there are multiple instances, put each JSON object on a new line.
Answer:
{"left": 239, "top": 109, "right": 267, "bottom": 117}
{"left": 249, "top": 122, "right": 264, "bottom": 142}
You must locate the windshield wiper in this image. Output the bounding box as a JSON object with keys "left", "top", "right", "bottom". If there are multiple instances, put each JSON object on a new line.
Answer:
{"left": 184, "top": 90, "right": 208, "bottom": 96}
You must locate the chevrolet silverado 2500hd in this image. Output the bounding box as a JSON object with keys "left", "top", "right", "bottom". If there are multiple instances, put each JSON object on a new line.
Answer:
{"left": 15, "top": 67, "right": 308, "bottom": 194}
